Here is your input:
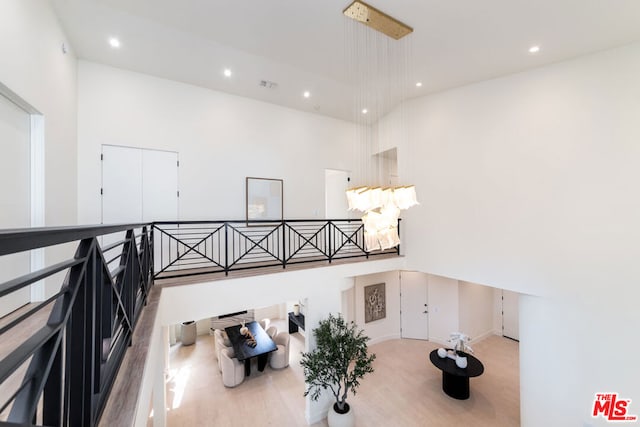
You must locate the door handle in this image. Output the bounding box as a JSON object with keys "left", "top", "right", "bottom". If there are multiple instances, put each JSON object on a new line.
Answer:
{"left": 423, "top": 311, "right": 428, "bottom": 314}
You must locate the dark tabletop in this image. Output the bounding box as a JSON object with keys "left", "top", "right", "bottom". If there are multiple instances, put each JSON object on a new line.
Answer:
{"left": 225, "top": 321, "right": 277, "bottom": 362}
{"left": 429, "top": 349, "right": 484, "bottom": 378}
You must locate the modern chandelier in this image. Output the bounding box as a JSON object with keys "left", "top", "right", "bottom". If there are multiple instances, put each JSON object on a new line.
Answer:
{"left": 343, "top": 1, "right": 419, "bottom": 252}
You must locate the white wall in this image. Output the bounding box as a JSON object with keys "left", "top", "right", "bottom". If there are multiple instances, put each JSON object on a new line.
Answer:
{"left": 0, "top": 0, "right": 77, "bottom": 227}
{"left": 426, "top": 274, "right": 459, "bottom": 345}
{"left": 458, "top": 281, "right": 494, "bottom": 343}
{"left": 0, "top": 0, "right": 78, "bottom": 298}
{"left": 77, "top": 61, "right": 356, "bottom": 223}
{"left": 404, "top": 41, "right": 640, "bottom": 425}
{"left": 354, "top": 271, "right": 401, "bottom": 344}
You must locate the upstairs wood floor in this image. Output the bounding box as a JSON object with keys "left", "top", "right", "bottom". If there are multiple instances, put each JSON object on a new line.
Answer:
{"left": 154, "top": 324, "right": 519, "bottom": 427}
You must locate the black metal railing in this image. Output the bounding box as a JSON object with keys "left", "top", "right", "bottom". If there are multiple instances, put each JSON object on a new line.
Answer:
{"left": 0, "top": 224, "right": 153, "bottom": 426}
{"left": 153, "top": 219, "right": 399, "bottom": 279}
{"left": 0, "top": 218, "right": 400, "bottom": 426}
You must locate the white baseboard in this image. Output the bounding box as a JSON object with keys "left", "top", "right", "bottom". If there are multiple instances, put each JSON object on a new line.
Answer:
{"left": 428, "top": 336, "right": 450, "bottom": 347}
{"left": 470, "top": 330, "right": 499, "bottom": 344}
{"left": 368, "top": 333, "right": 401, "bottom": 345}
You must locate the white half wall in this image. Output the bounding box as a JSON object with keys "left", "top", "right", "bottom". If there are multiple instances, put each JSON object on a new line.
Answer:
{"left": 77, "top": 61, "right": 356, "bottom": 224}
{"left": 404, "top": 41, "right": 640, "bottom": 425}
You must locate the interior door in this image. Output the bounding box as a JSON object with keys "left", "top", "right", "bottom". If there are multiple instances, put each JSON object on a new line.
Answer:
{"left": 102, "top": 145, "right": 179, "bottom": 223}
{"left": 502, "top": 290, "right": 520, "bottom": 341}
{"left": 400, "top": 271, "right": 429, "bottom": 340}
{"left": 102, "top": 145, "right": 143, "bottom": 224}
{"left": 142, "top": 149, "right": 178, "bottom": 221}
{"left": 325, "top": 169, "right": 351, "bottom": 219}
{"left": 102, "top": 145, "right": 179, "bottom": 271}
{"left": 0, "top": 93, "right": 31, "bottom": 317}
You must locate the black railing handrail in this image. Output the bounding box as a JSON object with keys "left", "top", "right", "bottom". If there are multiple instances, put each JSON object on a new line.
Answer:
{"left": 0, "top": 223, "right": 149, "bottom": 256}
{"left": 153, "top": 218, "right": 400, "bottom": 280}
{"left": 152, "top": 218, "right": 363, "bottom": 224}
{"left": 0, "top": 223, "right": 153, "bottom": 426}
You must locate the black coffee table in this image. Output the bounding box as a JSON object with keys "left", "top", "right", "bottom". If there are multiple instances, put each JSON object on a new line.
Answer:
{"left": 429, "top": 349, "right": 484, "bottom": 399}
{"left": 225, "top": 321, "right": 277, "bottom": 376}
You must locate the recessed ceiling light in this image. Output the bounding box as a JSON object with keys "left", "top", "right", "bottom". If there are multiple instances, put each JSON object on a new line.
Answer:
{"left": 109, "top": 37, "right": 120, "bottom": 48}
{"left": 528, "top": 45, "right": 540, "bottom": 54}
{"left": 303, "top": 91, "right": 311, "bottom": 98}
{"left": 416, "top": 82, "right": 423, "bottom": 87}
{"left": 223, "top": 68, "right": 232, "bottom": 77}
{"left": 361, "top": 108, "right": 368, "bottom": 114}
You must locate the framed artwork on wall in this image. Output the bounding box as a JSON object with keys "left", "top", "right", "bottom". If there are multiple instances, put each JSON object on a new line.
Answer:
{"left": 246, "top": 177, "right": 283, "bottom": 222}
{"left": 364, "top": 283, "right": 386, "bottom": 323}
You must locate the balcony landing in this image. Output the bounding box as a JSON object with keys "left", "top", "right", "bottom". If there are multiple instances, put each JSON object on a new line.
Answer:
{"left": 155, "top": 252, "right": 402, "bottom": 287}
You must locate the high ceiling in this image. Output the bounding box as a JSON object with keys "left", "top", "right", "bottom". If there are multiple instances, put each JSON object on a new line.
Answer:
{"left": 52, "top": 0, "right": 640, "bottom": 122}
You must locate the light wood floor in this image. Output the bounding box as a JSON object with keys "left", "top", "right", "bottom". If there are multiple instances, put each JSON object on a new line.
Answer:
{"left": 154, "top": 326, "right": 519, "bottom": 427}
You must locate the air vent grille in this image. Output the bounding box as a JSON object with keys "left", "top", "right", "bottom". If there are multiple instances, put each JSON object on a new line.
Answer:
{"left": 259, "top": 80, "right": 278, "bottom": 89}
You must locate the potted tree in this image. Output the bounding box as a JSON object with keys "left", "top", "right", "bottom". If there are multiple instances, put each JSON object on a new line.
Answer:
{"left": 300, "top": 314, "right": 375, "bottom": 427}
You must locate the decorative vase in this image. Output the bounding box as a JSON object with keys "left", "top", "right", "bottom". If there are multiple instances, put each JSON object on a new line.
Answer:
{"left": 455, "top": 356, "right": 468, "bottom": 369}
{"left": 327, "top": 402, "right": 354, "bottom": 427}
{"left": 293, "top": 304, "right": 300, "bottom": 316}
{"left": 181, "top": 321, "right": 196, "bottom": 346}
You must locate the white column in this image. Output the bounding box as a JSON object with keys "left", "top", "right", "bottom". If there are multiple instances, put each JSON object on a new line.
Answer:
{"left": 304, "top": 278, "right": 351, "bottom": 425}
{"left": 152, "top": 326, "right": 169, "bottom": 427}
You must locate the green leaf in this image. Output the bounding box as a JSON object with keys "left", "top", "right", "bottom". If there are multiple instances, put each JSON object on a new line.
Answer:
{"left": 300, "top": 314, "right": 376, "bottom": 406}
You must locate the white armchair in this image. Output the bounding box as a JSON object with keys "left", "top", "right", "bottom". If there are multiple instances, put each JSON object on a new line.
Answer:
{"left": 258, "top": 318, "right": 270, "bottom": 330}
{"left": 266, "top": 326, "right": 278, "bottom": 340}
{"left": 220, "top": 348, "right": 245, "bottom": 387}
{"left": 214, "top": 329, "right": 233, "bottom": 372}
{"left": 269, "top": 331, "right": 290, "bottom": 369}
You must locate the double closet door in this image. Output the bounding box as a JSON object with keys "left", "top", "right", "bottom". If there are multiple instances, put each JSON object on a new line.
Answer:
{"left": 101, "top": 145, "right": 179, "bottom": 224}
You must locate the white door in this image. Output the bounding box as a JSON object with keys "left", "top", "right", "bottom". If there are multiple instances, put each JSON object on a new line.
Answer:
{"left": 325, "top": 169, "right": 351, "bottom": 219}
{"left": 142, "top": 149, "right": 178, "bottom": 221}
{"left": 102, "top": 145, "right": 178, "bottom": 223}
{"left": 400, "top": 271, "right": 429, "bottom": 340}
{"left": 0, "top": 94, "right": 31, "bottom": 317}
{"left": 502, "top": 290, "right": 520, "bottom": 341}
{"left": 102, "top": 145, "right": 178, "bottom": 272}
{"left": 102, "top": 145, "right": 143, "bottom": 224}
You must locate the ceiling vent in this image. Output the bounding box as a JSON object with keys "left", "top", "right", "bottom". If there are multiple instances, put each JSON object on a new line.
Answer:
{"left": 259, "top": 80, "right": 278, "bottom": 89}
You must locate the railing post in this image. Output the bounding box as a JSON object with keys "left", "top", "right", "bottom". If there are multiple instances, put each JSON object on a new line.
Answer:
{"left": 328, "top": 221, "right": 333, "bottom": 263}
{"left": 224, "top": 222, "right": 229, "bottom": 276}
{"left": 67, "top": 239, "right": 97, "bottom": 427}
{"left": 149, "top": 225, "right": 155, "bottom": 281}
{"left": 282, "top": 221, "right": 286, "bottom": 269}
{"left": 42, "top": 336, "right": 63, "bottom": 426}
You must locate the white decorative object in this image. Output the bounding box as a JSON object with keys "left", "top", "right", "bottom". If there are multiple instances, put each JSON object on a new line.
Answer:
{"left": 448, "top": 332, "right": 473, "bottom": 355}
{"left": 293, "top": 303, "right": 300, "bottom": 316}
{"left": 347, "top": 186, "right": 418, "bottom": 251}
{"left": 437, "top": 346, "right": 471, "bottom": 369}
{"left": 240, "top": 321, "right": 248, "bottom": 336}
{"left": 455, "top": 356, "right": 468, "bottom": 369}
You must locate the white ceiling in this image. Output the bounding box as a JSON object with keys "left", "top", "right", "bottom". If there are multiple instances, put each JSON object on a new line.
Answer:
{"left": 52, "top": 0, "right": 640, "bottom": 122}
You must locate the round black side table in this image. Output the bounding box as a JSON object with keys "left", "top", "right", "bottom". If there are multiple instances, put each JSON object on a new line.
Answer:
{"left": 429, "top": 349, "right": 484, "bottom": 399}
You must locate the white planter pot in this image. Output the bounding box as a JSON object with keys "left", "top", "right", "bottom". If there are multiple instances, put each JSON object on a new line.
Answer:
{"left": 327, "top": 403, "right": 354, "bottom": 427}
